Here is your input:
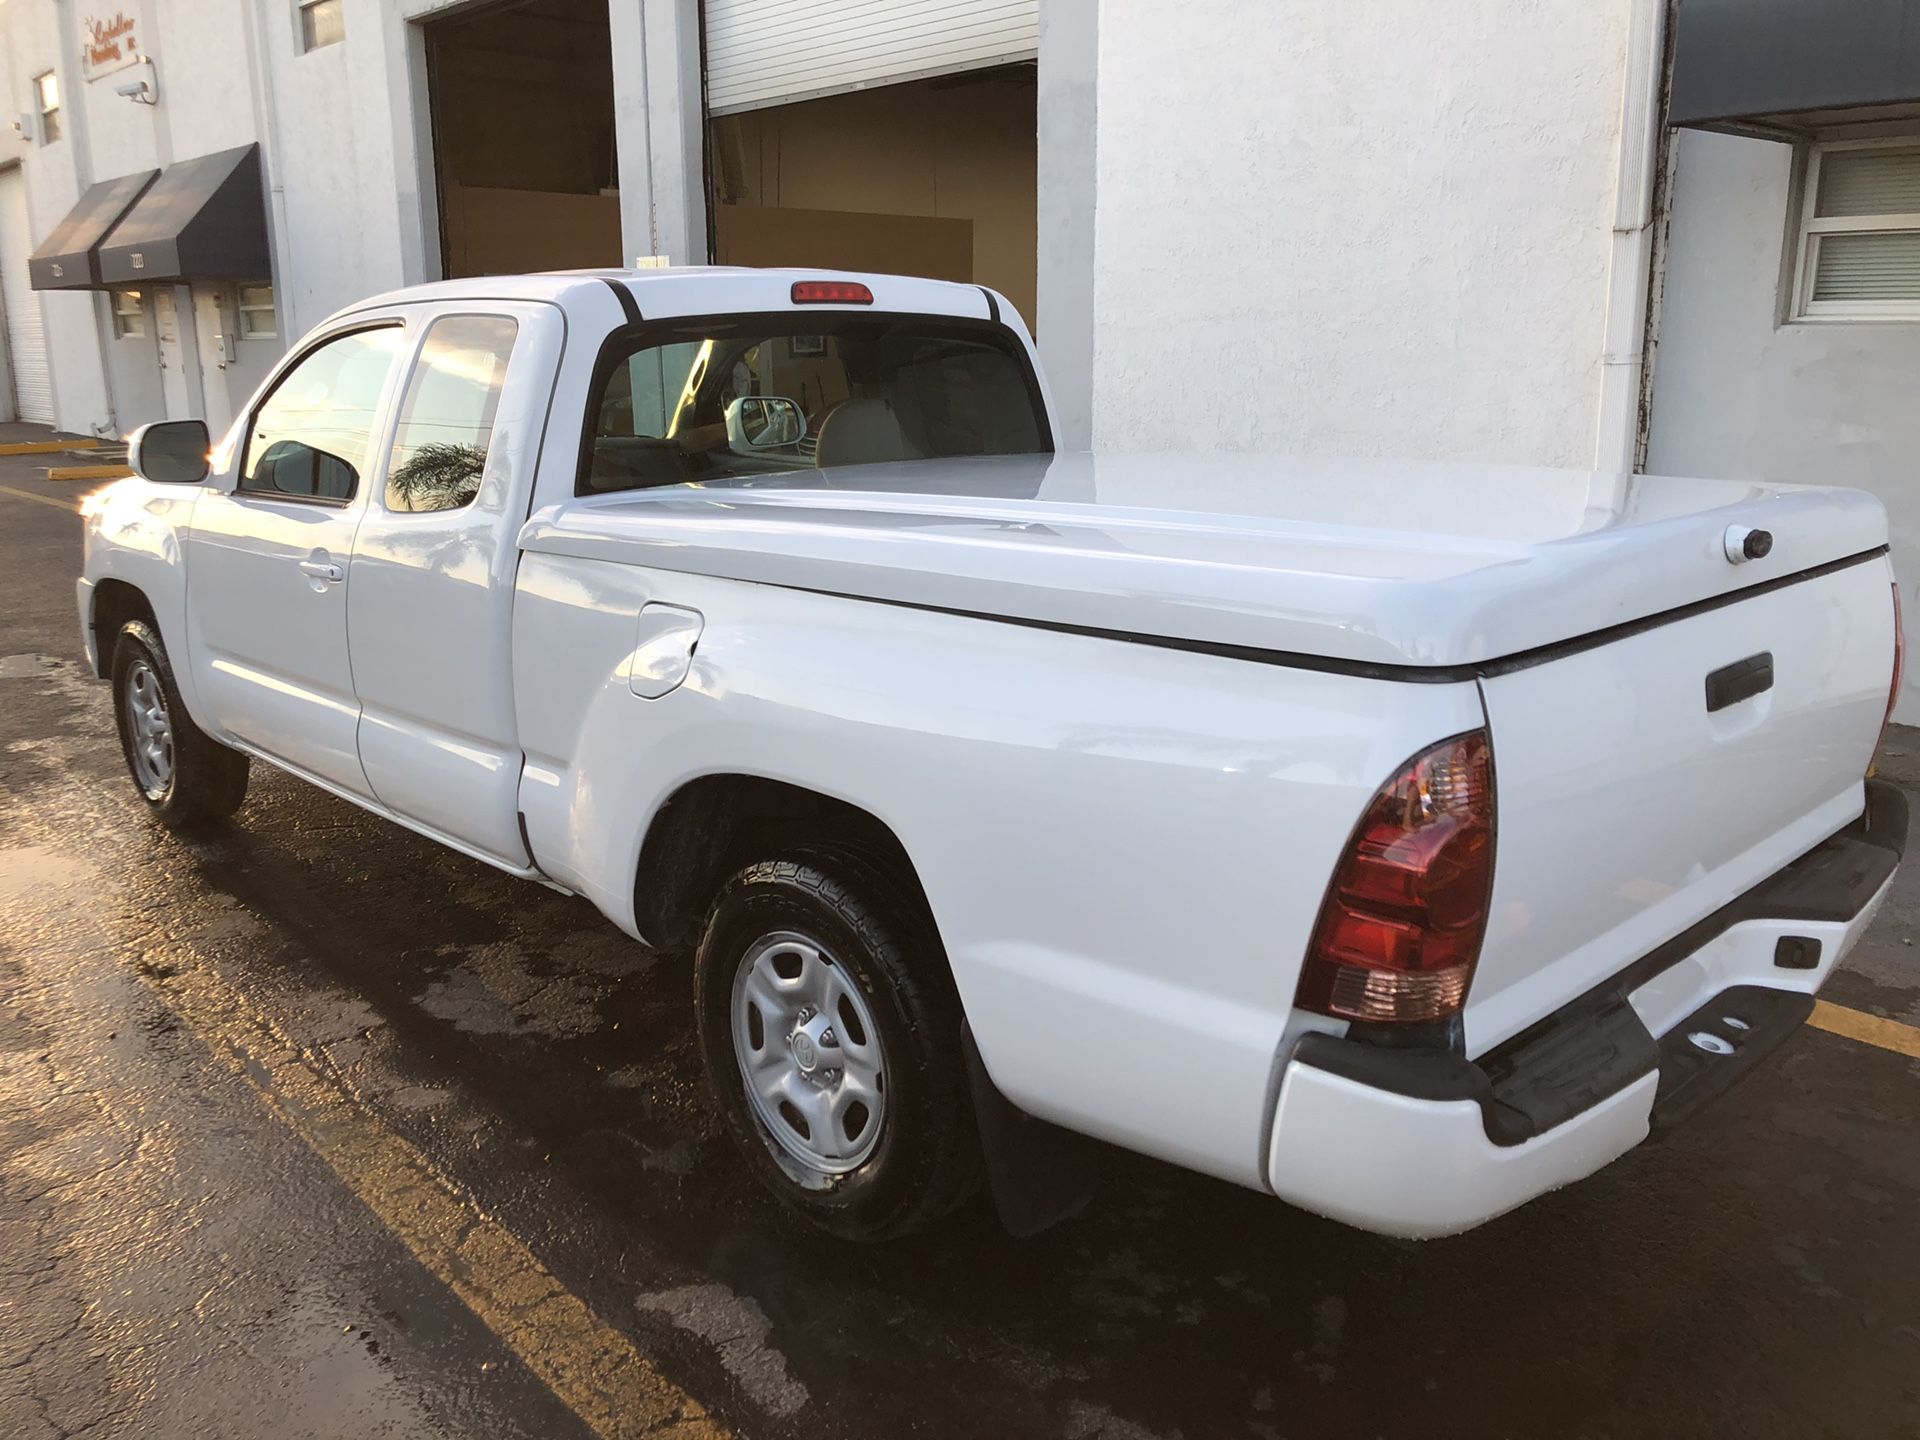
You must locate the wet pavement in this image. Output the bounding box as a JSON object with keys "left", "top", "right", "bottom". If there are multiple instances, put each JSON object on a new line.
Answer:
{"left": 4, "top": 448, "right": 1920, "bottom": 1439}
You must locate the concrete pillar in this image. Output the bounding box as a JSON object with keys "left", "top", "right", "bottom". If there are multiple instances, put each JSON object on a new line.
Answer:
{"left": 611, "top": 0, "right": 707, "bottom": 267}
{"left": 1036, "top": 0, "right": 1098, "bottom": 450}
{"left": 387, "top": 17, "right": 441, "bottom": 286}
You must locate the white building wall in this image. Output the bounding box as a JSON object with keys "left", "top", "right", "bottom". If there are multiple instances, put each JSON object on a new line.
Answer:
{"left": 149, "top": 0, "right": 257, "bottom": 161}
{"left": 0, "top": 0, "right": 700, "bottom": 437}
{"left": 0, "top": 0, "right": 264, "bottom": 435}
{"left": 0, "top": 0, "right": 114, "bottom": 434}
{"left": 0, "top": 29, "right": 31, "bottom": 421}
{"left": 1083, "top": 0, "right": 1633, "bottom": 467}
{"left": 1645, "top": 127, "right": 1920, "bottom": 721}
{"left": 253, "top": 0, "right": 415, "bottom": 342}
{"left": 0, "top": 0, "right": 1653, "bottom": 471}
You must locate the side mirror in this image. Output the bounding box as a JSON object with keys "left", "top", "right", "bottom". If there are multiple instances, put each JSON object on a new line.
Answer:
{"left": 725, "top": 395, "right": 806, "bottom": 450}
{"left": 127, "top": 419, "right": 210, "bottom": 485}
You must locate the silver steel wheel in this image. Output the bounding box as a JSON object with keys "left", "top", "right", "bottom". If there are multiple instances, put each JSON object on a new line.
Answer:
{"left": 122, "top": 658, "right": 174, "bottom": 800}
{"left": 730, "top": 930, "right": 887, "bottom": 1177}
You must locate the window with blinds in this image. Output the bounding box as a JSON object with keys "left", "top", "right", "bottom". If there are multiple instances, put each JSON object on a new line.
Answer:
{"left": 1794, "top": 141, "right": 1920, "bottom": 319}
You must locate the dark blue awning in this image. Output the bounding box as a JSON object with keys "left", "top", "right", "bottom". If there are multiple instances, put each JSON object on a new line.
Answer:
{"left": 27, "top": 170, "right": 157, "bottom": 290}
{"left": 94, "top": 144, "right": 270, "bottom": 287}
{"left": 1671, "top": 0, "right": 1920, "bottom": 137}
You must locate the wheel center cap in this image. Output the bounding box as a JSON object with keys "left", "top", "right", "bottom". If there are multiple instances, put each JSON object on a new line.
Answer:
{"left": 789, "top": 1013, "right": 835, "bottom": 1075}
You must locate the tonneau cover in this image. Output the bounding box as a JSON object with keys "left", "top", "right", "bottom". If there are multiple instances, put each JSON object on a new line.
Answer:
{"left": 519, "top": 452, "right": 1888, "bottom": 672}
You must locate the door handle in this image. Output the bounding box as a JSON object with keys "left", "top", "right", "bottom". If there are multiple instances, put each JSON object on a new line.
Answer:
{"left": 1705, "top": 652, "right": 1772, "bottom": 712}
{"left": 298, "top": 559, "right": 345, "bottom": 583}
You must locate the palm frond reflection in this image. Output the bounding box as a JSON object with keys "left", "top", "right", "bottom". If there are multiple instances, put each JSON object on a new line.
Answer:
{"left": 387, "top": 441, "right": 487, "bottom": 512}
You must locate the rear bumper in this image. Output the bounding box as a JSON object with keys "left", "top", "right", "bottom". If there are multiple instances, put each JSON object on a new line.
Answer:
{"left": 1266, "top": 780, "right": 1905, "bottom": 1238}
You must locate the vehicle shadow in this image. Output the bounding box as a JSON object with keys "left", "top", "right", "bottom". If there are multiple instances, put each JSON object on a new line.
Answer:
{"left": 172, "top": 769, "right": 1920, "bottom": 1440}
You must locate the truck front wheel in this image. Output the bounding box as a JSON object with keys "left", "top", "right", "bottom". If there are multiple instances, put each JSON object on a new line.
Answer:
{"left": 693, "top": 850, "right": 980, "bottom": 1240}
{"left": 110, "top": 620, "right": 249, "bottom": 832}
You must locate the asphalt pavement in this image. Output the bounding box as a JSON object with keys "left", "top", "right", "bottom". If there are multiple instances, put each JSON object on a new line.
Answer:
{"left": 3, "top": 439, "right": 1919, "bottom": 1440}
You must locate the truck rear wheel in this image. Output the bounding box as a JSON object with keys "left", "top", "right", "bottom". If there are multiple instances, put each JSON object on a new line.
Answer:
{"left": 693, "top": 849, "right": 980, "bottom": 1241}
{"left": 110, "top": 620, "right": 250, "bottom": 833}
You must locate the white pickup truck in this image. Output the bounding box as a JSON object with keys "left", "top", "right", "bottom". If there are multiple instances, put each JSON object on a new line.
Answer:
{"left": 79, "top": 267, "right": 1904, "bottom": 1243}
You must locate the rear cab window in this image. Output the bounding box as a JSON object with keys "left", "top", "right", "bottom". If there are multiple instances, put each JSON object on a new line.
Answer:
{"left": 580, "top": 313, "right": 1051, "bottom": 494}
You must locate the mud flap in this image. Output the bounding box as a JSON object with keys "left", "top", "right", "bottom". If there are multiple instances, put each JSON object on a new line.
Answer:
{"left": 961, "top": 1023, "right": 1098, "bottom": 1237}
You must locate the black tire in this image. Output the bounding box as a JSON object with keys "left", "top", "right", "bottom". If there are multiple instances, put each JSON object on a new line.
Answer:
{"left": 694, "top": 848, "right": 980, "bottom": 1241}
{"left": 110, "top": 619, "right": 250, "bottom": 832}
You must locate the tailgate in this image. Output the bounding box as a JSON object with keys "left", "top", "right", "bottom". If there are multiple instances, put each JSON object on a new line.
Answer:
{"left": 1465, "top": 553, "right": 1896, "bottom": 1055}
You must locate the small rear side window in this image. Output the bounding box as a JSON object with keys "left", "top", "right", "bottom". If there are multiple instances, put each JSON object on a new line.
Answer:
{"left": 580, "top": 313, "right": 1050, "bottom": 494}
{"left": 385, "top": 314, "right": 518, "bottom": 513}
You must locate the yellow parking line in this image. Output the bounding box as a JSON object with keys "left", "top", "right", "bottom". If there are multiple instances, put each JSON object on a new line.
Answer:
{"left": 46, "top": 463, "right": 132, "bottom": 480}
{"left": 0, "top": 437, "right": 98, "bottom": 455}
{"left": 1810, "top": 1000, "right": 1920, "bottom": 1061}
{"left": 0, "top": 482, "right": 81, "bottom": 513}
{"left": 151, "top": 953, "right": 729, "bottom": 1439}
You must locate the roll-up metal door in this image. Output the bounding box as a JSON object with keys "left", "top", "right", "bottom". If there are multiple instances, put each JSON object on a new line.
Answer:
{"left": 0, "top": 168, "right": 54, "bottom": 425}
{"left": 705, "top": 0, "right": 1038, "bottom": 116}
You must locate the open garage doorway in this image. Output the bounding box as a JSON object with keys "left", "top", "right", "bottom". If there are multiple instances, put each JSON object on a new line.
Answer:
{"left": 708, "top": 64, "right": 1038, "bottom": 330}
{"left": 422, "top": 0, "right": 620, "bottom": 278}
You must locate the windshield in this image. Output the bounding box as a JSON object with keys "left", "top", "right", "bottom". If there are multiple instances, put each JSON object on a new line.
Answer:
{"left": 580, "top": 313, "right": 1050, "bottom": 493}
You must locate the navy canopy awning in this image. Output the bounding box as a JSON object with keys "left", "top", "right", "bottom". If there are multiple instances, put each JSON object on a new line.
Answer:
{"left": 27, "top": 170, "right": 157, "bottom": 290}
{"left": 94, "top": 144, "right": 271, "bottom": 287}
{"left": 1671, "top": 0, "right": 1920, "bottom": 138}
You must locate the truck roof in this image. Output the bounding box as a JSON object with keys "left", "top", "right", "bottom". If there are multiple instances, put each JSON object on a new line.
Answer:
{"left": 329, "top": 266, "right": 1010, "bottom": 334}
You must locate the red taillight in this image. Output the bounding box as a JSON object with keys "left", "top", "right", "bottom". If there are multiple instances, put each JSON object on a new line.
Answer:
{"left": 791, "top": 280, "right": 873, "bottom": 305}
{"left": 1295, "top": 731, "right": 1496, "bottom": 1024}
{"left": 1883, "top": 583, "right": 1905, "bottom": 749}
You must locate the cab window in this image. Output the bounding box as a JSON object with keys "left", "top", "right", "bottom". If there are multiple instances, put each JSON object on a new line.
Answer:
{"left": 581, "top": 314, "right": 1049, "bottom": 493}
{"left": 239, "top": 326, "right": 406, "bottom": 501}
{"left": 385, "top": 315, "right": 519, "bottom": 513}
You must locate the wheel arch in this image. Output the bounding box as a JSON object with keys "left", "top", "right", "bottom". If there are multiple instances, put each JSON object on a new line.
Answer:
{"left": 89, "top": 578, "right": 159, "bottom": 677}
{"left": 632, "top": 772, "right": 938, "bottom": 955}
{"left": 650, "top": 771, "right": 1093, "bottom": 1237}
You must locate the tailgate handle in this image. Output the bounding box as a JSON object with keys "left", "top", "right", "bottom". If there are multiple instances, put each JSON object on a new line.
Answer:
{"left": 1705, "top": 652, "right": 1773, "bottom": 713}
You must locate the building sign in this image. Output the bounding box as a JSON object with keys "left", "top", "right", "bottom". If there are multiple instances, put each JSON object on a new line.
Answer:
{"left": 80, "top": 11, "right": 143, "bottom": 81}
